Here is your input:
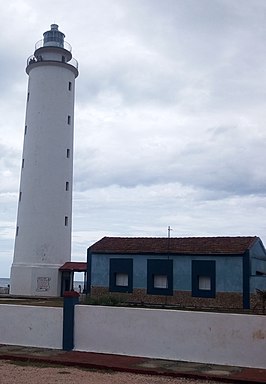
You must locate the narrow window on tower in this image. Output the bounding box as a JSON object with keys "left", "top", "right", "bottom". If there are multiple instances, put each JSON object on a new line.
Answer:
{"left": 65, "top": 216, "right": 69, "bottom": 226}
{"left": 62, "top": 56, "right": 66, "bottom": 62}
{"left": 66, "top": 182, "right": 69, "bottom": 191}
{"left": 25, "top": 125, "right": 27, "bottom": 135}
{"left": 68, "top": 82, "right": 72, "bottom": 91}
{"left": 19, "top": 192, "right": 22, "bottom": 202}
{"left": 16, "top": 226, "right": 19, "bottom": 236}
{"left": 22, "top": 159, "right": 25, "bottom": 168}
{"left": 27, "top": 92, "right": 30, "bottom": 102}
{"left": 66, "top": 148, "right": 70, "bottom": 158}
{"left": 67, "top": 115, "right": 71, "bottom": 125}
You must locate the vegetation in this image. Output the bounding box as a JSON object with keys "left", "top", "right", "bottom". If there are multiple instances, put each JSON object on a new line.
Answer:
{"left": 0, "top": 297, "right": 63, "bottom": 307}
{"left": 84, "top": 294, "right": 125, "bottom": 306}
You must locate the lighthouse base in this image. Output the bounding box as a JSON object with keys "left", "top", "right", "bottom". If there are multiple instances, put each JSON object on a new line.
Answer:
{"left": 10, "top": 263, "right": 62, "bottom": 297}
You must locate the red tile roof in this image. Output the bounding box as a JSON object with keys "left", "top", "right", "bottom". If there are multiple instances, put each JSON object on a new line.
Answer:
{"left": 88, "top": 236, "right": 258, "bottom": 255}
{"left": 59, "top": 262, "right": 87, "bottom": 272}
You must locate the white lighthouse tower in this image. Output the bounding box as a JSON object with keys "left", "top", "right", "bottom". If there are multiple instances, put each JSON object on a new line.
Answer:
{"left": 10, "top": 24, "right": 78, "bottom": 296}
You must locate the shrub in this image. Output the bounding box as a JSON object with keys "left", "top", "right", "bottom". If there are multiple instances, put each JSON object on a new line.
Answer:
{"left": 84, "top": 294, "right": 124, "bottom": 306}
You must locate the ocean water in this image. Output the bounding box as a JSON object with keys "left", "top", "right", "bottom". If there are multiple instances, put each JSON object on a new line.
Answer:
{"left": 0, "top": 277, "right": 83, "bottom": 291}
{"left": 0, "top": 277, "right": 10, "bottom": 287}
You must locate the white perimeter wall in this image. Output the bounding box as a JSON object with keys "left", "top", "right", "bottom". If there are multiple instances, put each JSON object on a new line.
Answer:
{"left": 0, "top": 305, "right": 62, "bottom": 349}
{"left": 74, "top": 305, "right": 266, "bottom": 369}
{"left": 0, "top": 304, "right": 265, "bottom": 369}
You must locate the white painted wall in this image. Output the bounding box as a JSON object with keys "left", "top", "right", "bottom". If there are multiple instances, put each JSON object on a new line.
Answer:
{"left": 15, "top": 64, "right": 75, "bottom": 268}
{"left": 11, "top": 41, "right": 78, "bottom": 296}
{"left": 74, "top": 305, "right": 266, "bottom": 369}
{"left": 0, "top": 305, "right": 62, "bottom": 349}
{"left": 1, "top": 304, "right": 265, "bottom": 369}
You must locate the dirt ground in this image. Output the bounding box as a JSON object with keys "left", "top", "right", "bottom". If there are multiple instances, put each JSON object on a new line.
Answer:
{"left": 0, "top": 360, "right": 222, "bottom": 384}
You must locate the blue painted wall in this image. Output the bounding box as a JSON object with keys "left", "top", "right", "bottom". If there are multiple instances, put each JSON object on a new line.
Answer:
{"left": 90, "top": 253, "right": 244, "bottom": 292}
{"left": 250, "top": 276, "right": 266, "bottom": 291}
{"left": 250, "top": 238, "right": 266, "bottom": 259}
{"left": 250, "top": 239, "right": 266, "bottom": 276}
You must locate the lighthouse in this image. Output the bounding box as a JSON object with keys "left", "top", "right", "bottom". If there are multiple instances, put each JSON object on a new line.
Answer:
{"left": 10, "top": 24, "right": 78, "bottom": 296}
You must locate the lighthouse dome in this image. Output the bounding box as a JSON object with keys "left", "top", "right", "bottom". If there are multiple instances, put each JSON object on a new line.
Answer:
{"left": 43, "top": 24, "right": 65, "bottom": 48}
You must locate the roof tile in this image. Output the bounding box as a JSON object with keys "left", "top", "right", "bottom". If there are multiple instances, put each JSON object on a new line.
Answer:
{"left": 88, "top": 236, "right": 258, "bottom": 255}
{"left": 59, "top": 262, "right": 87, "bottom": 272}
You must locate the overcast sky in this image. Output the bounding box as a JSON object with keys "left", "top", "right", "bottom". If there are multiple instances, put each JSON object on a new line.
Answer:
{"left": 1, "top": 0, "right": 266, "bottom": 277}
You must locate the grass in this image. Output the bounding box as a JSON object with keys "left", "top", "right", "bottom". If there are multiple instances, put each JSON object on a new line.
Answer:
{"left": 0, "top": 297, "right": 63, "bottom": 307}
{"left": 1, "top": 295, "right": 263, "bottom": 314}
{"left": 84, "top": 294, "right": 125, "bottom": 306}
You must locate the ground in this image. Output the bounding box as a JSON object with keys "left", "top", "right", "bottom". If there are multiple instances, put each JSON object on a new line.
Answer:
{"left": 0, "top": 360, "right": 223, "bottom": 384}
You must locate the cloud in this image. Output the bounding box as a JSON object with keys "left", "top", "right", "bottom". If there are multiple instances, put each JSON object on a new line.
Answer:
{"left": 74, "top": 99, "right": 266, "bottom": 197}
{"left": 71, "top": 183, "right": 266, "bottom": 258}
{"left": 0, "top": 144, "right": 21, "bottom": 193}
{"left": 1, "top": 0, "right": 266, "bottom": 277}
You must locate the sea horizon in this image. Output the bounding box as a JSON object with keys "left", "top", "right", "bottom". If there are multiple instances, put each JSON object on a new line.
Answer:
{"left": 0, "top": 277, "right": 10, "bottom": 287}
{"left": 0, "top": 277, "right": 84, "bottom": 290}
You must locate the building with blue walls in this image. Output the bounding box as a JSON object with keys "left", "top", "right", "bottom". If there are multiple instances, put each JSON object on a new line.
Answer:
{"left": 87, "top": 236, "right": 266, "bottom": 310}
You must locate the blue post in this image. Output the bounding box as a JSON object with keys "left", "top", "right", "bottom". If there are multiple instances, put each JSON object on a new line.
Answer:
{"left": 63, "top": 291, "right": 79, "bottom": 351}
